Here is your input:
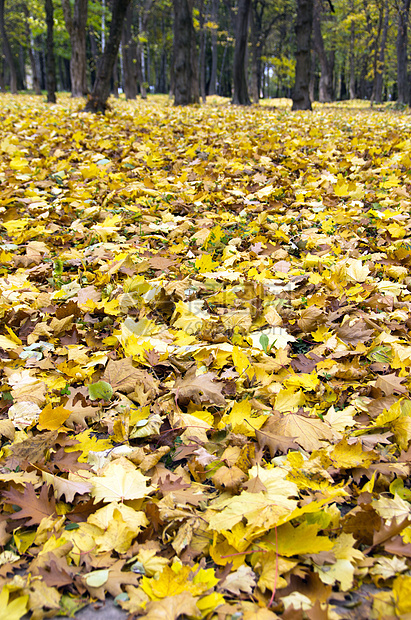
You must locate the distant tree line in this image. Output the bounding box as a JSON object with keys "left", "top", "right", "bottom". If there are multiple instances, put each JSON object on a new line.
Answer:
{"left": 0, "top": 0, "right": 410, "bottom": 112}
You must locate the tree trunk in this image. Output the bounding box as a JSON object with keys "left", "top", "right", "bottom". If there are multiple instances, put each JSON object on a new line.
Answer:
{"left": 292, "top": 0, "right": 313, "bottom": 110}
{"left": 309, "top": 49, "right": 315, "bottom": 101}
{"left": 0, "top": 0, "right": 18, "bottom": 93}
{"left": 396, "top": 0, "right": 410, "bottom": 103}
{"left": 313, "top": 0, "right": 333, "bottom": 102}
{"left": 250, "top": 2, "right": 259, "bottom": 103}
{"left": 122, "top": 2, "right": 138, "bottom": 99}
{"left": 112, "top": 53, "right": 119, "bottom": 97}
{"left": 373, "top": 0, "right": 388, "bottom": 103}
{"left": 89, "top": 31, "right": 99, "bottom": 85}
{"left": 232, "top": 0, "right": 251, "bottom": 105}
{"left": 137, "top": 1, "right": 153, "bottom": 99}
{"left": 61, "top": 0, "right": 88, "bottom": 97}
{"left": 157, "top": 17, "right": 167, "bottom": 93}
{"left": 349, "top": 8, "right": 355, "bottom": 99}
{"left": 23, "top": 5, "right": 41, "bottom": 95}
{"left": 45, "top": 0, "right": 57, "bottom": 102}
{"left": 0, "top": 38, "right": 4, "bottom": 92}
{"left": 18, "top": 44, "right": 27, "bottom": 90}
{"left": 173, "top": 0, "right": 199, "bottom": 105}
{"left": 209, "top": 0, "right": 218, "bottom": 95}
{"left": 102, "top": 0, "right": 106, "bottom": 51}
{"left": 199, "top": 0, "right": 206, "bottom": 103}
{"left": 84, "top": 0, "right": 132, "bottom": 112}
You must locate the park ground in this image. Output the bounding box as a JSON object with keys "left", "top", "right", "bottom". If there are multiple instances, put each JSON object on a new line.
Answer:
{"left": 1, "top": 94, "right": 411, "bottom": 619}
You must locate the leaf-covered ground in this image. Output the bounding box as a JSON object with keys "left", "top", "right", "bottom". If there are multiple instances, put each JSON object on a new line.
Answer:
{"left": 1, "top": 94, "right": 411, "bottom": 619}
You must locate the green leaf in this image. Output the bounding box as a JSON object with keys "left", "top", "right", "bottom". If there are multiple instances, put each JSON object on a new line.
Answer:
{"left": 84, "top": 569, "right": 109, "bottom": 588}
{"left": 88, "top": 381, "right": 113, "bottom": 401}
{"left": 259, "top": 333, "right": 270, "bottom": 354}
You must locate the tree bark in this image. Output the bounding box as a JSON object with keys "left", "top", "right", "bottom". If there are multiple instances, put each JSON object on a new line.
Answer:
{"left": 396, "top": 0, "right": 410, "bottom": 104}
{"left": 84, "top": 0, "right": 132, "bottom": 112}
{"left": 45, "top": 0, "right": 57, "bottom": 102}
{"left": 313, "top": 0, "right": 333, "bottom": 102}
{"left": 173, "top": 0, "right": 199, "bottom": 105}
{"left": 157, "top": 17, "right": 168, "bottom": 93}
{"left": 349, "top": 2, "right": 355, "bottom": 99}
{"left": 137, "top": 1, "right": 153, "bottom": 99}
{"left": 292, "top": 0, "right": 313, "bottom": 110}
{"left": 232, "top": 0, "right": 251, "bottom": 105}
{"left": 373, "top": 0, "right": 389, "bottom": 103}
{"left": 23, "top": 5, "right": 41, "bottom": 95}
{"left": 122, "top": 2, "right": 138, "bottom": 99}
{"left": 250, "top": 2, "right": 260, "bottom": 103}
{"left": 61, "top": 0, "right": 88, "bottom": 97}
{"left": 372, "top": 0, "right": 388, "bottom": 103}
{"left": 209, "top": 0, "right": 218, "bottom": 95}
{"left": 199, "top": 0, "right": 206, "bottom": 103}
{"left": 0, "top": 0, "right": 18, "bottom": 93}
{"left": 0, "top": 38, "right": 4, "bottom": 92}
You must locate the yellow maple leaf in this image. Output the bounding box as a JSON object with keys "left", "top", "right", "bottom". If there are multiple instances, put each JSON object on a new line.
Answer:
{"left": 141, "top": 564, "right": 208, "bottom": 600}
{"left": 142, "top": 592, "right": 201, "bottom": 620}
{"left": 91, "top": 459, "right": 156, "bottom": 503}
{"left": 232, "top": 345, "right": 253, "bottom": 380}
{"left": 0, "top": 587, "right": 29, "bottom": 620}
{"left": 65, "top": 429, "right": 113, "bottom": 462}
{"left": 264, "top": 521, "right": 333, "bottom": 557}
{"left": 274, "top": 388, "right": 305, "bottom": 412}
{"left": 195, "top": 253, "right": 219, "bottom": 273}
{"left": 87, "top": 502, "right": 148, "bottom": 553}
{"left": 393, "top": 575, "right": 411, "bottom": 614}
{"left": 219, "top": 399, "right": 267, "bottom": 436}
{"left": 37, "top": 403, "right": 71, "bottom": 431}
{"left": 330, "top": 438, "right": 377, "bottom": 469}
{"left": 208, "top": 466, "right": 298, "bottom": 533}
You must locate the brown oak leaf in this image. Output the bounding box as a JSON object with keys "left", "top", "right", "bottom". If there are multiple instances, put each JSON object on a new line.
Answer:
{"left": 374, "top": 373, "right": 407, "bottom": 396}
{"left": 172, "top": 366, "right": 225, "bottom": 406}
{"left": 103, "top": 356, "right": 151, "bottom": 394}
{"left": 3, "top": 483, "right": 56, "bottom": 525}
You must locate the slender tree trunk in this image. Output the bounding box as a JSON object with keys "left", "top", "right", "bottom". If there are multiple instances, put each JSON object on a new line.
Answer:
{"left": 349, "top": 11, "right": 355, "bottom": 99}
{"left": 137, "top": 1, "right": 153, "bottom": 99}
{"left": 158, "top": 17, "right": 167, "bottom": 93}
{"left": 397, "top": 0, "right": 410, "bottom": 103}
{"left": 122, "top": 2, "right": 138, "bottom": 99}
{"left": 0, "top": 38, "right": 4, "bottom": 91}
{"left": 102, "top": 0, "right": 106, "bottom": 51}
{"left": 218, "top": 40, "right": 228, "bottom": 95}
{"left": 18, "top": 45, "right": 27, "bottom": 89}
{"left": 190, "top": 15, "right": 200, "bottom": 102}
{"left": 199, "top": 0, "right": 206, "bottom": 103}
{"left": 313, "top": 0, "right": 333, "bottom": 102}
{"left": 84, "top": 0, "right": 132, "bottom": 112}
{"left": 61, "top": 0, "right": 88, "bottom": 97}
{"left": 373, "top": 0, "right": 388, "bottom": 103}
{"left": 209, "top": 0, "right": 218, "bottom": 95}
{"left": 173, "top": 0, "right": 199, "bottom": 105}
{"left": 45, "top": 0, "right": 57, "bottom": 102}
{"left": 0, "top": 0, "right": 18, "bottom": 93}
{"left": 292, "top": 0, "right": 313, "bottom": 110}
{"left": 250, "top": 2, "right": 260, "bottom": 103}
{"left": 232, "top": 0, "right": 251, "bottom": 105}
{"left": 23, "top": 5, "right": 41, "bottom": 95}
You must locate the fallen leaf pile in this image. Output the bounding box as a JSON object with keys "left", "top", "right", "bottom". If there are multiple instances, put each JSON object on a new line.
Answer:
{"left": 1, "top": 94, "right": 411, "bottom": 618}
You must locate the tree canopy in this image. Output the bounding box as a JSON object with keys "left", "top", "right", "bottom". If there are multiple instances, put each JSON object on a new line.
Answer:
{"left": 0, "top": 0, "right": 410, "bottom": 110}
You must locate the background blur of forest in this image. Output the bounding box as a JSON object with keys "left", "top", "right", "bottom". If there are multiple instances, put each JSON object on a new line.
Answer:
{"left": 0, "top": 0, "right": 410, "bottom": 106}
